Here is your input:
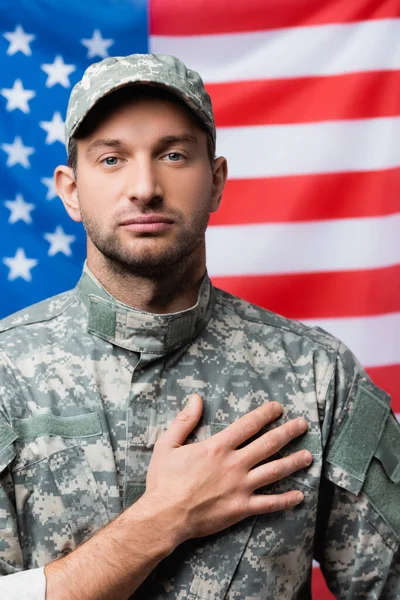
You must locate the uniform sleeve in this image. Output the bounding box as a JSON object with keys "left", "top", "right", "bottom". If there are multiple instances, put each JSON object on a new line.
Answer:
{"left": 0, "top": 411, "right": 48, "bottom": 598}
{"left": 314, "top": 342, "right": 400, "bottom": 598}
{"left": 0, "top": 416, "right": 23, "bottom": 574}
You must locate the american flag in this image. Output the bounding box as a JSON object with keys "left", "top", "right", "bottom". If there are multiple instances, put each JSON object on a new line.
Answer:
{"left": 1, "top": 1, "right": 399, "bottom": 597}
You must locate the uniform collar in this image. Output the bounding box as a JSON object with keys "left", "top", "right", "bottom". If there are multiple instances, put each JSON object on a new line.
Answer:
{"left": 76, "top": 264, "right": 214, "bottom": 354}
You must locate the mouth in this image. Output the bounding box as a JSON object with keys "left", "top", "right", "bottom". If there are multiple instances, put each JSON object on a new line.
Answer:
{"left": 120, "top": 214, "right": 175, "bottom": 233}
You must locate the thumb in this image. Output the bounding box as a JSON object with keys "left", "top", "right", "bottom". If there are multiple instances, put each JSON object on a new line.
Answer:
{"left": 162, "top": 394, "right": 203, "bottom": 448}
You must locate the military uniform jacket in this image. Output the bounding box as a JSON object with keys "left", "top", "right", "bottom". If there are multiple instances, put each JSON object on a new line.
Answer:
{"left": 0, "top": 266, "right": 399, "bottom": 599}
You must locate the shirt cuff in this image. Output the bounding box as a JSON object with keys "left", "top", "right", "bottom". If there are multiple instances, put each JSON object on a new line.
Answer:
{"left": 0, "top": 567, "right": 46, "bottom": 599}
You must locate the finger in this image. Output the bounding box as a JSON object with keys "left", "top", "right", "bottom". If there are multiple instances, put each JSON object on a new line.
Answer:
{"left": 214, "top": 402, "right": 283, "bottom": 449}
{"left": 247, "top": 450, "right": 313, "bottom": 490}
{"left": 160, "top": 394, "right": 203, "bottom": 448}
{"left": 239, "top": 417, "right": 308, "bottom": 467}
{"left": 248, "top": 490, "right": 304, "bottom": 515}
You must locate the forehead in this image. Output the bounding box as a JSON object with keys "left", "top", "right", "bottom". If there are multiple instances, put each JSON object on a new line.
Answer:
{"left": 76, "top": 88, "right": 207, "bottom": 142}
{"left": 96, "top": 98, "right": 200, "bottom": 135}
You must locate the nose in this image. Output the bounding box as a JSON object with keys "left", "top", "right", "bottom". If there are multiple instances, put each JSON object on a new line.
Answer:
{"left": 124, "top": 155, "right": 163, "bottom": 205}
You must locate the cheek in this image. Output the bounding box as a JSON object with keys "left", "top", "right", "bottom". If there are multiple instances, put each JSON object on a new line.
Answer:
{"left": 164, "top": 168, "right": 212, "bottom": 208}
{"left": 77, "top": 176, "right": 115, "bottom": 212}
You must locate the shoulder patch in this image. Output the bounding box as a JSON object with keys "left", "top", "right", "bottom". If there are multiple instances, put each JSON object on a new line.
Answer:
{"left": 363, "top": 415, "right": 400, "bottom": 541}
{"left": 326, "top": 384, "right": 390, "bottom": 495}
{"left": 324, "top": 383, "right": 400, "bottom": 541}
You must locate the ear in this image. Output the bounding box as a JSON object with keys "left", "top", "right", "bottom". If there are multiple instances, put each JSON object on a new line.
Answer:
{"left": 210, "top": 156, "right": 228, "bottom": 213}
{"left": 54, "top": 165, "right": 82, "bottom": 223}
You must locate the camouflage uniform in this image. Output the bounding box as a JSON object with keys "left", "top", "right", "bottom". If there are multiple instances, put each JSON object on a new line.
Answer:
{"left": 0, "top": 266, "right": 399, "bottom": 599}
{"left": 1, "top": 53, "right": 399, "bottom": 598}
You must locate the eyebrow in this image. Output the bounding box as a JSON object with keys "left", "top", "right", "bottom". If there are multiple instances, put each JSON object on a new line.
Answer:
{"left": 85, "top": 134, "right": 198, "bottom": 158}
{"left": 85, "top": 138, "right": 125, "bottom": 157}
{"left": 156, "top": 134, "right": 198, "bottom": 147}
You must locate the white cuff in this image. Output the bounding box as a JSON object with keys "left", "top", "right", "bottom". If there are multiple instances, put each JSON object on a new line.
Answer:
{"left": 0, "top": 567, "right": 46, "bottom": 599}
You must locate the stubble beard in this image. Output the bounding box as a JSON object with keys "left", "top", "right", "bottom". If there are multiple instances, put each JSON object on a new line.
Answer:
{"left": 80, "top": 205, "right": 211, "bottom": 280}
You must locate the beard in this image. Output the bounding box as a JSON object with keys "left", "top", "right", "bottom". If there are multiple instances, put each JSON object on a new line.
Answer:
{"left": 80, "top": 203, "right": 211, "bottom": 279}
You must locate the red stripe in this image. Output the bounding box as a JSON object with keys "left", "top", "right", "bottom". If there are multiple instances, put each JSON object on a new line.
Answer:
{"left": 151, "top": 0, "right": 400, "bottom": 36}
{"left": 209, "top": 168, "right": 400, "bottom": 226}
{"left": 211, "top": 265, "right": 400, "bottom": 320}
{"left": 208, "top": 71, "right": 400, "bottom": 128}
{"left": 366, "top": 364, "right": 400, "bottom": 411}
{"left": 312, "top": 567, "right": 335, "bottom": 599}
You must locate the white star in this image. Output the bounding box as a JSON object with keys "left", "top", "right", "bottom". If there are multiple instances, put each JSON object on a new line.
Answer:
{"left": 41, "top": 176, "right": 58, "bottom": 200}
{"left": 1, "top": 136, "right": 35, "bottom": 168}
{"left": 1, "top": 79, "right": 35, "bottom": 113}
{"left": 44, "top": 226, "right": 75, "bottom": 257}
{"left": 40, "top": 112, "right": 65, "bottom": 145}
{"left": 81, "top": 29, "right": 114, "bottom": 59}
{"left": 4, "top": 193, "right": 35, "bottom": 224}
{"left": 41, "top": 55, "right": 76, "bottom": 88}
{"left": 3, "top": 248, "right": 38, "bottom": 281}
{"left": 3, "top": 25, "right": 35, "bottom": 56}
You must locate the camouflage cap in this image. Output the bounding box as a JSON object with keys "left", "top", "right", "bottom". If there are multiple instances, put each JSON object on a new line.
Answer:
{"left": 65, "top": 53, "right": 215, "bottom": 149}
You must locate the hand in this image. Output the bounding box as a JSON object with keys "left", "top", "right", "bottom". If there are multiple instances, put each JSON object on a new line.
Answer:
{"left": 140, "top": 395, "right": 312, "bottom": 544}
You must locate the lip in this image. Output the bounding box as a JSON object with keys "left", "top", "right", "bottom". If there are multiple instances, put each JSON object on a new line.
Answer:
{"left": 120, "top": 214, "right": 174, "bottom": 233}
{"left": 120, "top": 214, "right": 175, "bottom": 225}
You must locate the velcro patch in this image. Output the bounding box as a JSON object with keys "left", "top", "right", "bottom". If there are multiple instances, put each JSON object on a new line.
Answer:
{"left": 374, "top": 414, "right": 400, "bottom": 484}
{"left": 12, "top": 411, "right": 104, "bottom": 441}
{"left": 326, "top": 385, "right": 389, "bottom": 494}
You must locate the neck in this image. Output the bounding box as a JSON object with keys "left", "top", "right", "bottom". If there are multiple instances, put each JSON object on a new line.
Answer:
{"left": 86, "top": 247, "right": 206, "bottom": 314}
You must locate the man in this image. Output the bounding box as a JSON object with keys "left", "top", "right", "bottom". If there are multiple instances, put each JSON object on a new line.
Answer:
{"left": 0, "top": 53, "right": 399, "bottom": 599}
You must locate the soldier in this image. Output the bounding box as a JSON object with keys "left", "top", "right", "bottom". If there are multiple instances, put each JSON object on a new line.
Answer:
{"left": 0, "top": 54, "right": 399, "bottom": 599}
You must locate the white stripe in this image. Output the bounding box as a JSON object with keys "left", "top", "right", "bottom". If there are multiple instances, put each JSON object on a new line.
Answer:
{"left": 216, "top": 117, "right": 400, "bottom": 178}
{"left": 151, "top": 19, "right": 400, "bottom": 82}
{"left": 396, "top": 413, "right": 400, "bottom": 422}
{"left": 206, "top": 214, "right": 400, "bottom": 276}
{"left": 312, "top": 560, "right": 320, "bottom": 568}
{"left": 301, "top": 313, "right": 400, "bottom": 368}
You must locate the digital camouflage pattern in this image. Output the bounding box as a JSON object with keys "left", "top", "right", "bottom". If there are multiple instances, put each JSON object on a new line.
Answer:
{"left": 0, "top": 265, "right": 399, "bottom": 599}
{"left": 65, "top": 53, "right": 216, "bottom": 150}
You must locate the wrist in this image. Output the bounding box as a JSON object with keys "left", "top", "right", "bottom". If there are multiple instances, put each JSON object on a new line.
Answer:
{"left": 133, "top": 492, "right": 190, "bottom": 554}
{"left": 45, "top": 499, "right": 182, "bottom": 600}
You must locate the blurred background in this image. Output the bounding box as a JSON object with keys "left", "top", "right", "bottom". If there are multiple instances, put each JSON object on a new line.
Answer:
{"left": 1, "top": 1, "right": 399, "bottom": 596}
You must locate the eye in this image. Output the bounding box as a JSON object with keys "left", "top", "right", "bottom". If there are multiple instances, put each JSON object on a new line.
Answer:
{"left": 165, "top": 152, "right": 184, "bottom": 162}
{"left": 102, "top": 156, "right": 119, "bottom": 166}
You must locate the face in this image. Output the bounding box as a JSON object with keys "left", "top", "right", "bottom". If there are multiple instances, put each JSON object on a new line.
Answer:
{"left": 58, "top": 96, "right": 226, "bottom": 278}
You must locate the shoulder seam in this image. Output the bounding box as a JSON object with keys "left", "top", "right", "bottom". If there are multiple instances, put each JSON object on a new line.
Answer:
{"left": 214, "top": 294, "right": 341, "bottom": 353}
{"left": 0, "top": 293, "right": 78, "bottom": 336}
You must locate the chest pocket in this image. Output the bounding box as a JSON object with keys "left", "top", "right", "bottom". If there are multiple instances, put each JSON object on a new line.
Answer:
{"left": 12, "top": 412, "right": 109, "bottom": 568}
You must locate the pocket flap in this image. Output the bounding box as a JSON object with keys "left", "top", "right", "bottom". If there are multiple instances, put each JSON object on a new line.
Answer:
{"left": 188, "top": 517, "right": 257, "bottom": 599}
{"left": 48, "top": 445, "right": 109, "bottom": 544}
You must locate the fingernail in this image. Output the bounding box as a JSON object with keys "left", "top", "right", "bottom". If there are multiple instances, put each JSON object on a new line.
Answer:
{"left": 186, "top": 396, "right": 197, "bottom": 412}
{"left": 295, "top": 492, "right": 304, "bottom": 504}
{"left": 304, "top": 451, "right": 313, "bottom": 465}
{"left": 297, "top": 418, "right": 307, "bottom": 432}
{"left": 271, "top": 402, "right": 283, "bottom": 415}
